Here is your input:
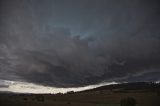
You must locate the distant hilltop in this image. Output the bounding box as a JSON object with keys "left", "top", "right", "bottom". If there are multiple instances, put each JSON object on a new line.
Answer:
{"left": 78, "top": 82, "right": 160, "bottom": 93}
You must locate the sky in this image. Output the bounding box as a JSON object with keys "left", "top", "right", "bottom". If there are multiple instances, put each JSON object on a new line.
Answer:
{"left": 0, "top": 0, "right": 160, "bottom": 93}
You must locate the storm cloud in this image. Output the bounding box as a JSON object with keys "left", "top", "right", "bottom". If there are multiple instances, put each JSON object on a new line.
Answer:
{"left": 0, "top": 0, "right": 160, "bottom": 87}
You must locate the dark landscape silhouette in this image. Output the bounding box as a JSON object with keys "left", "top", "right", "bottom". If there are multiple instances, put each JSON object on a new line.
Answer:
{"left": 0, "top": 82, "right": 160, "bottom": 106}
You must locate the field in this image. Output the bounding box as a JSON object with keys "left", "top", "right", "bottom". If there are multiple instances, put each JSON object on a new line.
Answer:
{"left": 0, "top": 82, "right": 160, "bottom": 106}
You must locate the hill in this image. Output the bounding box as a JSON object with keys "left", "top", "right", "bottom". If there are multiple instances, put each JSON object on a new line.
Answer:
{"left": 0, "top": 82, "right": 160, "bottom": 106}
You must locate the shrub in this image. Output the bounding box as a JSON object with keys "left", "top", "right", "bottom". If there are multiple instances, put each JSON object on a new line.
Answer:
{"left": 23, "top": 98, "right": 28, "bottom": 101}
{"left": 35, "top": 95, "right": 44, "bottom": 102}
{"left": 157, "top": 90, "right": 160, "bottom": 96}
{"left": 120, "top": 97, "right": 136, "bottom": 106}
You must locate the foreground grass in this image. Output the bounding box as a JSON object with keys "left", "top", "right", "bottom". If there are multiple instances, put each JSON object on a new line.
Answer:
{"left": 0, "top": 90, "right": 159, "bottom": 106}
{"left": 0, "top": 82, "right": 160, "bottom": 106}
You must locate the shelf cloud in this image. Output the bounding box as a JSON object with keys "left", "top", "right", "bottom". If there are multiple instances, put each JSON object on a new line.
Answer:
{"left": 0, "top": 0, "right": 160, "bottom": 88}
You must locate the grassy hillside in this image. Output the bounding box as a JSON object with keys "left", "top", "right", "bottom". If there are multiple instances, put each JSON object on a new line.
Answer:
{"left": 0, "top": 82, "right": 160, "bottom": 106}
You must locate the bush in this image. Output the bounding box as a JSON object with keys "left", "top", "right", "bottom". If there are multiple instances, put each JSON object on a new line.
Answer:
{"left": 120, "top": 97, "right": 136, "bottom": 106}
{"left": 23, "top": 98, "right": 28, "bottom": 101}
{"left": 157, "top": 90, "right": 160, "bottom": 96}
{"left": 35, "top": 95, "right": 44, "bottom": 102}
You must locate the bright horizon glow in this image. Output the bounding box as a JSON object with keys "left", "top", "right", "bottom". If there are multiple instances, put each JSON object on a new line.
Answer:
{"left": 0, "top": 80, "right": 118, "bottom": 94}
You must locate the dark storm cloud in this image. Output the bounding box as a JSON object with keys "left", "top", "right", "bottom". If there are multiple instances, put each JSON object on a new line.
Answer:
{"left": 0, "top": 0, "right": 160, "bottom": 87}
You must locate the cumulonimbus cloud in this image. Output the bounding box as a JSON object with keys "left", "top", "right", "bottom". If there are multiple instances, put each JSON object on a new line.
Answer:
{"left": 0, "top": 0, "right": 160, "bottom": 87}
